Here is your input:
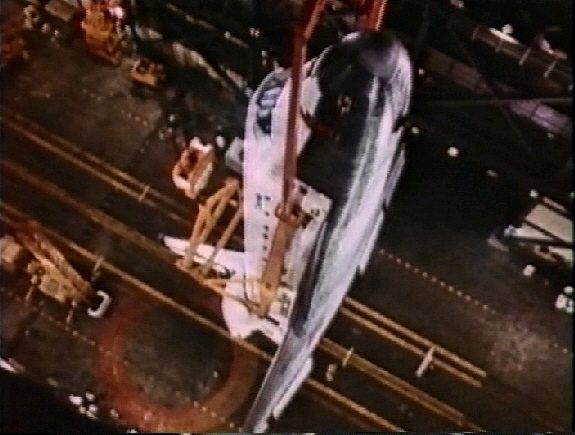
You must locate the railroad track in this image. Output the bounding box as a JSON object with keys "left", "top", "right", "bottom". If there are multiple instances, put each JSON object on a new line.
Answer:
{"left": 0, "top": 108, "right": 485, "bottom": 430}
{"left": 0, "top": 108, "right": 487, "bottom": 380}
{"left": 0, "top": 203, "right": 399, "bottom": 432}
{"left": 340, "top": 298, "right": 486, "bottom": 387}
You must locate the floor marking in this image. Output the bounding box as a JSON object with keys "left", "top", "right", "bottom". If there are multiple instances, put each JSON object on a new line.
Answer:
{"left": 2, "top": 207, "right": 394, "bottom": 431}
{"left": 378, "top": 250, "right": 574, "bottom": 357}
{"left": 0, "top": 287, "right": 240, "bottom": 429}
{"left": 378, "top": 250, "right": 501, "bottom": 315}
{"left": 76, "top": 87, "right": 150, "bottom": 127}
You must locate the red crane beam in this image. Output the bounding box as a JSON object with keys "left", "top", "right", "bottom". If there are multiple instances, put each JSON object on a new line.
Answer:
{"left": 259, "top": 0, "right": 389, "bottom": 316}
{"left": 357, "top": 0, "right": 388, "bottom": 31}
{"left": 281, "top": 0, "right": 327, "bottom": 218}
{"left": 281, "top": 0, "right": 387, "bottom": 219}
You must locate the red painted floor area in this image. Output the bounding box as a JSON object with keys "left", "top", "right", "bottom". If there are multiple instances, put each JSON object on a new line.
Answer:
{"left": 95, "top": 297, "right": 260, "bottom": 432}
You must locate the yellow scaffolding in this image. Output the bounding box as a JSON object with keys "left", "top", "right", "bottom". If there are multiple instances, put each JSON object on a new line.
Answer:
{"left": 179, "top": 177, "right": 242, "bottom": 276}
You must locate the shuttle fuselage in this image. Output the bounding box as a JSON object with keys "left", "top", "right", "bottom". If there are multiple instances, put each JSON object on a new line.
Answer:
{"left": 241, "top": 30, "right": 413, "bottom": 431}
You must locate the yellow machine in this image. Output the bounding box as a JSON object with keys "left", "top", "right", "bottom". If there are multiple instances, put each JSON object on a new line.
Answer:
{"left": 1, "top": 222, "right": 94, "bottom": 323}
{"left": 130, "top": 58, "right": 165, "bottom": 88}
{"left": 80, "top": 1, "right": 123, "bottom": 65}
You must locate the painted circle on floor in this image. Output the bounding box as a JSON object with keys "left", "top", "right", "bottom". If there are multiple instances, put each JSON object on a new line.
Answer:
{"left": 95, "top": 298, "right": 260, "bottom": 432}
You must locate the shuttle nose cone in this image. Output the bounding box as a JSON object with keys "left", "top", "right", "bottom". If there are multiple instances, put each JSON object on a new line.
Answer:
{"left": 355, "top": 30, "right": 401, "bottom": 80}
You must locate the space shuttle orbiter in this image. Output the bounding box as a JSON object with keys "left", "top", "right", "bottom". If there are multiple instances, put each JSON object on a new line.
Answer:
{"left": 239, "top": 26, "right": 413, "bottom": 430}
{"left": 162, "top": 2, "right": 413, "bottom": 431}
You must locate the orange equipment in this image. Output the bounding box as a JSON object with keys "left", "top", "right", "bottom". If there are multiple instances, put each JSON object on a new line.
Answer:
{"left": 130, "top": 58, "right": 165, "bottom": 88}
{"left": 80, "top": 0, "right": 123, "bottom": 64}
{"left": 12, "top": 222, "right": 94, "bottom": 324}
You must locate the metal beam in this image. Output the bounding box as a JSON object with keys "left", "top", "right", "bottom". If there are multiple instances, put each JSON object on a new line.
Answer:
{"left": 417, "top": 47, "right": 572, "bottom": 139}
{"left": 418, "top": 96, "right": 572, "bottom": 107}
{"left": 401, "top": 0, "right": 572, "bottom": 88}
{"left": 506, "top": 235, "right": 573, "bottom": 250}
{"left": 411, "top": 115, "right": 572, "bottom": 209}
{"left": 413, "top": 0, "right": 432, "bottom": 64}
{"left": 444, "top": 24, "right": 538, "bottom": 159}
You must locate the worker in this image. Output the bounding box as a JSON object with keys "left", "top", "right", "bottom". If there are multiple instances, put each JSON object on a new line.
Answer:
{"left": 502, "top": 225, "right": 516, "bottom": 239}
{"left": 214, "top": 124, "right": 224, "bottom": 147}
{"left": 178, "top": 137, "right": 214, "bottom": 199}
{"left": 189, "top": 136, "right": 207, "bottom": 152}
{"left": 172, "top": 148, "right": 197, "bottom": 195}
{"left": 215, "top": 134, "right": 226, "bottom": 151}
{"left": 189, "top": 138, "right": 215, "bottom": 197}
{"left": 171, "top": 138, "right": 215, "bottom": 199}
{"left": 108, "top": 0, "right": 125, "bottom": 21}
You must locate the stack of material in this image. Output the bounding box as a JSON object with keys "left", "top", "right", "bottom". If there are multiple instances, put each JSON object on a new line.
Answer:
{"left": 129, "top": 58, "right": 165, "bottom": 88}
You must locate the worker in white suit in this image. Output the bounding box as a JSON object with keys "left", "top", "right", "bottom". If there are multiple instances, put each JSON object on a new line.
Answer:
{"left": 171, "top": 137, "right": 215, "bottom": 199}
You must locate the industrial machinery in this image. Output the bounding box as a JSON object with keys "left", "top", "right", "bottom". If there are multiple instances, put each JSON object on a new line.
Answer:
{"left": 129, "top": 57, "right": 165, "bottom": 88}
{"left": 503, "top": 196, "right": 572, "bottom": 268}
{"left": 0, "top": 13, "right": 28, "bottom": 70}
{"left": 489, "top": 194, "right": 573, "bottom": 311}
{"left": 80, "top": 0, "right": 123, "bottom": 65}
{"left": 0, "top": 222, "right": 106, "bottom": 323}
